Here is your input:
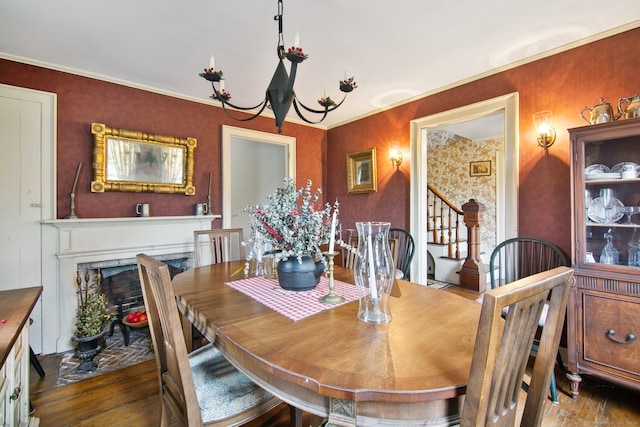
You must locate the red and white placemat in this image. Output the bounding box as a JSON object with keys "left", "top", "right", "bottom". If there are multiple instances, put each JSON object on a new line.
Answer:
{"left": 225, "top": 276, "right": 360, "bottom": 321}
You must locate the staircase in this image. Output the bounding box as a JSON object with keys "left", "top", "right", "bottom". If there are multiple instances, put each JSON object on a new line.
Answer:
{"left": 426, "top": 184, "right": 489, "bottom": 289}
{"left": 427, "top": 184, "right": 465, "bottom": 284}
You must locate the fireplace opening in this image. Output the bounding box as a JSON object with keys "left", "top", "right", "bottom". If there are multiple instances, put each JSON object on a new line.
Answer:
{"left": 78, "top": 254, "right": 189, "bottom": 345}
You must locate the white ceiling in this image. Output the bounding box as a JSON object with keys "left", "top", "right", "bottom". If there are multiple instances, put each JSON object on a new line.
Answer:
{"left": 1, "top": 1, "right": 639, "bottom": 130}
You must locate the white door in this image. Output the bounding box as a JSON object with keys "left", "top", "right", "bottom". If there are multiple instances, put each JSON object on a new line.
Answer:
{"left": 0, "top": 84, "right": 56, "bottom": 353}
{"left": 222, "top": 126, "right": 296, "bottom": 237}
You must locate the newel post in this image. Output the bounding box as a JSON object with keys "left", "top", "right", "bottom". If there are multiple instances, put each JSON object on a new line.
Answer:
{"left": 459, "top": 199, "right": 489, "bottom": 293}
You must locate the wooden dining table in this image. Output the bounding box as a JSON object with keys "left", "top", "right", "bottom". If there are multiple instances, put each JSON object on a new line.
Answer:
{"left": 172, "top": 261, "right": 482, "bottom": 426}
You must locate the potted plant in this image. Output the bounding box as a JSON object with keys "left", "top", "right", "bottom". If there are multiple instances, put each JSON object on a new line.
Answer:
{"left": 243, "top": 178, "right": 339, "bottom": 291}
{"left": 72, "top": 275, "right": 112, "bottom": 372}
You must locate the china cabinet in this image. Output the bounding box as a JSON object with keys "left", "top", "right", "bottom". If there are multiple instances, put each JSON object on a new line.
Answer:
{"left": 568, "top": 117, "right": 640, "bottom": 397}
{"left": 0, "top": 287, "right": 42, "bottom": 426}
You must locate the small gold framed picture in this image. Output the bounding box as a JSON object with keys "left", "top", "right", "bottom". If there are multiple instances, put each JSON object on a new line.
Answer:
{"left": 346, "top": 148, "right": 377, "bottom": 194}
{"left": 469, "top": 160, "right": 491, "bottom": 177}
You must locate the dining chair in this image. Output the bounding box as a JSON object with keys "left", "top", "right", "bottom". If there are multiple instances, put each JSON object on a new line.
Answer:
{"left": 136, "top": 253, "right": 281, "bottom": 427}
{"left": 489, "top": 237, "right": 568, "bottom": 403}
{"left": 193, "top": 228, "right": 245, "bottom": 267}
{"left": 343, "top": 234, "right": 359, "bottom": 269}
{"left": 461, "top": 266, "right": 573, "bottom": 427}
{"left": 343, "top": 235, "right": 399, "bottom": 273}
{"left": 388, "top": 228, "right": 415, "bottom": 279}
{"left": 190, "top": 228, "right": 245, "bottom": 350}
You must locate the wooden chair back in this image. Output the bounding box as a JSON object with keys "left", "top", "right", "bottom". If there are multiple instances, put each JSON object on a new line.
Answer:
{"left": 344, "top": 234, "right": 359, "bottom": 269}
{"left": 136, "top": 253, "right": 202, "bottom": 426}
{"left": 193, "top": 228, "right": 244, "bottom": 267}
{"left": 490, "top": 237, "right": 567, "bottom": 288}
{"left": 344, "top": 235, "right": 399, "bottom": 271}
{"left": 461, "top": 266, "right": 573, "bottom": 427}
{"left": 388, "top": 228, "right": 415, "bottom": 279}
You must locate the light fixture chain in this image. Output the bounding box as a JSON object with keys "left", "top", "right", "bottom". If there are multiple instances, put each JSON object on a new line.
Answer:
{"left": 275, "top": 0, "right": 284, "bottom": 55}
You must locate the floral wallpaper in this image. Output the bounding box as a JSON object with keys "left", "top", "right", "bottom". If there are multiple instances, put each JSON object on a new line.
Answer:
{"left": 427, "top": 130, "right": 504, "bottom": 256}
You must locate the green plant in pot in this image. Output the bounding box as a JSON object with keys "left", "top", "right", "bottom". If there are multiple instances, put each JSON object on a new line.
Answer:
{"left": 72, "top": 274, "right": 112, "bottom": 372}
{"left": 243, "top": 178, "right": 339, "bottom": 291}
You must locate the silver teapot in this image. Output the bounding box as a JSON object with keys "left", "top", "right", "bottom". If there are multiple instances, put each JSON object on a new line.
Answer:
{"left": 618, "top": 95, "right": 640, "bottom": 119}
{"left": 580, "top": 97, "right": 620, "bottom": 125}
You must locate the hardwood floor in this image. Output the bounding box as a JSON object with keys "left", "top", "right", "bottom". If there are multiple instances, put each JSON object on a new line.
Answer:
{"left": 29, "top": 352, "right": 640, "bottom": 426}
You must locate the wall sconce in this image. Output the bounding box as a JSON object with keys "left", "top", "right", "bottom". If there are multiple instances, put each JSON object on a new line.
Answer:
{"left": 390, "top": 149, "right": 403, "bottom": 167}
{"left": 533, "top": 110, "right": 556, "bottom": 148}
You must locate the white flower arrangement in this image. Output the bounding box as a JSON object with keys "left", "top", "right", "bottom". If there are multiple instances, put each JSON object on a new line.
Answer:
{"left": 243, "top": 178, "right": 339, "bottom": 262}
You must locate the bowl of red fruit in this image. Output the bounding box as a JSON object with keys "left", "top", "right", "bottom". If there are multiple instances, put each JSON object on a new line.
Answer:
{"left": 122, "top": 310, "right": 148, "bottom": 328}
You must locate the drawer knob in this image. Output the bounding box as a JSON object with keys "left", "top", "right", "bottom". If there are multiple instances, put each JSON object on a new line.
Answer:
{"left": 9, "top": 385, "right": 21, "bottom": 401}
{"left": 606, "top": 329, "right": 636, "bottom": 344}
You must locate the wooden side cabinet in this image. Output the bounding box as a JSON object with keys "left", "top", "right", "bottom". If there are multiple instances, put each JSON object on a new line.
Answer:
{"left": 0, "top": 287, "right": 42, "bottom": 426}
{"left": 568, "top": 118, "right": 640, "bottom": 396}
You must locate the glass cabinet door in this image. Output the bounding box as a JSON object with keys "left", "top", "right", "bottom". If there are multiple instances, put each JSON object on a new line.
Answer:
{"left": 574, "top": 120, "right": 640, "bottom": 271}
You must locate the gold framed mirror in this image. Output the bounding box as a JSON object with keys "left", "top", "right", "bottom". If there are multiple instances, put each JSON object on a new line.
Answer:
{"left": 90, "top": 123, "right": 196, "bottom": 195}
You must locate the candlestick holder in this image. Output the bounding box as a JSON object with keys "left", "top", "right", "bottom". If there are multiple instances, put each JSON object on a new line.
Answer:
{"left": 67, "top": 192, "right": 78, "bottom": 219}
{"left": 206, "top": 194, "right": 213, "bottom": 215}
{"left": 319, "top": 252, "right": 344, "bottom": 304}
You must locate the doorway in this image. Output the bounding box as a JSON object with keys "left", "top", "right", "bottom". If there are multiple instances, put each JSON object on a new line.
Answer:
{"left": 0, "top": 84, "right": 56, "bottom": 353}
{"left": 221, "top": 125, "right": 296, "bottom": 236}
{"left": 409, "top": 93, "right": 520, "bottom": 285}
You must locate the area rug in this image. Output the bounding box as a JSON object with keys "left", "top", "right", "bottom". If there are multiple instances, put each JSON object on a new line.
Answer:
{"left": 56, "top": 327, "right": 154, "bottom": 386}
{"left": 426, "top": 280, "right": 452, "bottom": 290}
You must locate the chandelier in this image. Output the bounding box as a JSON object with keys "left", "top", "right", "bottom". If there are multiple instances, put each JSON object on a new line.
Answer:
{"left": 199, "top": 0, "right": 357, "bottom": 133}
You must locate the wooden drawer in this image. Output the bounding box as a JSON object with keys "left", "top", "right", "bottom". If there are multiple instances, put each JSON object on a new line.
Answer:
{"left": 582, "top": 292, "right": 640, "bottom": 376}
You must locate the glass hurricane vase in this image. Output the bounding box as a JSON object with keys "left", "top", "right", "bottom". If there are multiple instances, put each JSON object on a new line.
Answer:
{"left": 353, "top": 222, "right": 395, "bottom": 324}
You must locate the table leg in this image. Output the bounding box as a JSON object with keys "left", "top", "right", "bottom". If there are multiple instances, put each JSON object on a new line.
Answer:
{"left": 288, "top": 404, "right": 302, "bottom": 427}
{"left": 326, "top": 398, "right": 356, "bottom": 426}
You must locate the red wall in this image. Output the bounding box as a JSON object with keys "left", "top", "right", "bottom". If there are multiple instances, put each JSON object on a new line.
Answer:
{"left": 0, "top": 60, "right": 326, "bottom": 220}
{"left": 327, "top": 27, "right": 640, "bottom": 257}
{"left": 2, "top": 26, "right": 639, "bottom": 258}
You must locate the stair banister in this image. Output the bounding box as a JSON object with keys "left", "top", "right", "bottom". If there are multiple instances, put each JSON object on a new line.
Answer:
{"left": 458, "top": 199, "right": 489, "bottom": 292}
{"left": 427, "top": 184, "right": 463, "bottom": 260}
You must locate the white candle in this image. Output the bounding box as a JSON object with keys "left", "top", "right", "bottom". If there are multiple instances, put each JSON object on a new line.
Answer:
{"left": 328, "top": 211, "right": 337, "bottom": 254}
{"left": 254, "top": 229, "right": 262, "bottom": 262}
{"left": 220, "top": 80, "right": 225, "bottom": 91}
{"left": 71, "top": 162, "right": 82, "bottom": 194}
{"left": 294, "top": 32, "right": 299, "bottom": 48}
{"left": 367, "top": 234, "right": 378, "bottom": 299}
{"left": 208, "top": 172, "right": 212, "bottom": 198}
{"left": 209, "top": 55, "right": 215, "bottom": 69}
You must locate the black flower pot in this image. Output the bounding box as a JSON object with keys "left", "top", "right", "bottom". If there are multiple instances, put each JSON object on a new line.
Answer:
{"left": 277, "top": 255, "right": 324, "bottom": 291}
{"left": 72, "top": 330, "right": 107, "bottom": 372}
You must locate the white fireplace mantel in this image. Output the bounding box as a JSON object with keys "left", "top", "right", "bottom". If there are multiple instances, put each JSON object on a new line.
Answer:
{"left": 41, "top": 215, "right": 220, "bottom": 353}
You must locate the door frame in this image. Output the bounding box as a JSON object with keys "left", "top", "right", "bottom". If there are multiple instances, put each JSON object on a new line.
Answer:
{"left": 221, "top": 125, "right": 296, "bottom": 228}
{"left": 409, "top": 92, "right": 519, "bottom": 285}
{"left": 0, "top": 83, "right": 57, "bottom": 353}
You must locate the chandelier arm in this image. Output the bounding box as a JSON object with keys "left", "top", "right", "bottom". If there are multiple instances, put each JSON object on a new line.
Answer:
{"left": 291, "top": 99, "right": 330, "bottom": 125}
{"left": 219, "top": 99, "right": 270, "bottom": 122}
{"left": 210, "top": 83, "right": 267, "bottom": 111}
{"left": 217, "top": 96, "right": 267, "bottom": 112}
{"left": 297, "top": 93, "right": 348, "bottom": 115}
